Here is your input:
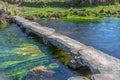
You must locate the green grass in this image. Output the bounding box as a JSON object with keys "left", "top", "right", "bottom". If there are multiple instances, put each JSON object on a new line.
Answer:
{"left": 21, "top": 7, "right": 67, "bottom": 19}
{"left": 63, "top": 16, "right": 102, "bottom": 23}
{"left": 20, "top": 4, "right": 120, "bottom": 23}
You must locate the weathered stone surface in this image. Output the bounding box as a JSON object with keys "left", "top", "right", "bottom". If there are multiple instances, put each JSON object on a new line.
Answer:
{"left": 0, "top": 8, "right": 11, "bottom": 24}
{"left": 92, "top": 73, "right": 120, "bottom": 80}
{"left": 0, "top": 9, "right": 5, "bottom": 14}
{"left": 0, "top": 72, "right": 8, "bottom": 80}
{"left": 0, "top": 14, "right": 7, "bottom": 24}
{"left": 47, "top": 33, "right": 86, "bottom": 54}
{"left": 13, "top": 16, "right": 55, "bottom": 36}
{"left": 77, "top": 47, "right": 120, "bottom": 73}
{"left": 68, "top": 76, "right": 89, "bottom": 80}
{"left": 0, "top": 8, "right": 11, "bottom": 15}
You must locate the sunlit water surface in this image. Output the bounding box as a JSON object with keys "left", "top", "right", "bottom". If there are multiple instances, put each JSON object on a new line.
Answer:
{"left": 39, "top": 18, "right": 120, "bottom": 59}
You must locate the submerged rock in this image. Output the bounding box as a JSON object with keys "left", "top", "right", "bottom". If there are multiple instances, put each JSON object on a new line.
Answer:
{"left": 92, "top": 73, "right": 120, "bottom": 80}
{"left": 30, "top": 66, "right": 54, "bottom": 74}
{"left": 25, "top": 66, "right": 55, "bottom": 80}
{"left": 68, "top": 76, "right": 89, "bottom": 80}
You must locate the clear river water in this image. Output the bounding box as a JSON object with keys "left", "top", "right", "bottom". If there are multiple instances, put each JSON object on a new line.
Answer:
{"left": 39, "top": 18, "right": 120, "bottom": 59}
{"left": 0, "top": 24, "right": 76, "bottom": 80}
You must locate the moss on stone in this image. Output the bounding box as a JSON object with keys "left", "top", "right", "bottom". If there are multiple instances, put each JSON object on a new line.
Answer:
{"left": 49, "top": 46, "right": 71, "bottom": 65}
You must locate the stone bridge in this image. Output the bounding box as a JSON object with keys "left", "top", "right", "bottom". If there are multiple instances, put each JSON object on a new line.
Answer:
{"left": 13, "top": 16, "right": 120, "bottom": 80}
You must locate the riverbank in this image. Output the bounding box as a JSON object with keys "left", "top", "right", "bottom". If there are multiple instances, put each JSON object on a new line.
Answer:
{"left": 1, "top": 1, "right": 120, "bottom": 23}
{"left": 0, "top": 1, "right": 16, "bottom": 25}
{"left": 20, "top": 4, "right": 120, "bottom": 23}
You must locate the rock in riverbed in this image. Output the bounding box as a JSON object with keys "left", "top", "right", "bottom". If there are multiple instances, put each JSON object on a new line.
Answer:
{"left": 68, "top": 76, "right": 89, "bottom": 80}
{"left": 30, "top": 66, "right": 54, "bottom": 74}
{"left": 25, "top": 66, "right": 55, "bottom": 80}
{"left": 0, "top": 14, "right": 7, "bottom": 24}
{"left": 0, "top": 8, "right": 11, "bottom": 24}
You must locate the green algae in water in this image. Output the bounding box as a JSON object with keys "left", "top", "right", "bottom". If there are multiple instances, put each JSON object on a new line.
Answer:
{"left": 0, "top": 25, "right": 49, "bottom": 80}
{"left": 13, "top": 44, "right": 45, "bottom": 56}
{"left": 0, "top": 61, "right": 21, "bottom": 68}
{"left": 47, "top": 63, "right": 59, "bottom": 69}
{"left": 49, "top": 45, "right": 71, "bottom": 65}
{"left": 0, "top": 24, "right": 8, "bottom": 29}
{"left": 0, "top": 45, "right": 48, "bottom": 80}
{"left": 0, "top": 25, "right": 76, "bottom": 80}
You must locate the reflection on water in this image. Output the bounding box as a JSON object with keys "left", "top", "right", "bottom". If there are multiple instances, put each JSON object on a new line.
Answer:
{"left": 39, "top": 18, "right": 120, "bottom": 59}
{"left": 0, "top": 24, "right": 76, "bottom": 80}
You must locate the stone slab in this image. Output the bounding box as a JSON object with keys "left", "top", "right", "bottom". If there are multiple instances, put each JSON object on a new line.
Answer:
{"left": 68, "top": 76, "right": 89, "bottom": 80}
{"left": 77, "top": 47, "right": 120, "bottom": 73}
{"left": 13, "top": 16, "right": 55, "bottom": 36}
{"left": 92, "top": 74, "right": 120, "bottom": 80}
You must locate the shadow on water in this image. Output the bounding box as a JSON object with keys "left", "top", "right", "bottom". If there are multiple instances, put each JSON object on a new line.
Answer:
{"left": 39, "top": 18, "right": 120, "bottom": 59}
{"left": 0, "top": 24, "right": 77, "bottom": 80}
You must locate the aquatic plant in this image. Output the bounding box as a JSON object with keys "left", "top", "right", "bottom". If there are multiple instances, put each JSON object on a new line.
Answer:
{"left": 47, "top": 63, "right": 59, "bottom": 69}
{"left": 49, "top": 45, "right": 71, "bottom": 65}
{"left": 0, "top": 25, "right": 75, "bottom": 80}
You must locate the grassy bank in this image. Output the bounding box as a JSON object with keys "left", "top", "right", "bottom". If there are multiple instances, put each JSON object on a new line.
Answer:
{"left": 20, "top": 4, "right": 120, "bottom": 23}
{"left": 0, "top": 1, "right": 17, "bottom": 15}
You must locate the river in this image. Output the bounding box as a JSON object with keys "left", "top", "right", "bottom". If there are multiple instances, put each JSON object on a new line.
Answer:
{"left": 0, "top": 24, "right": 77, "bottom": 80}
{"left": 1, "top": 18, "right": 120, "bottom": 79}
{"left": 39, "top": 18, "right": 120, "bottom": 59}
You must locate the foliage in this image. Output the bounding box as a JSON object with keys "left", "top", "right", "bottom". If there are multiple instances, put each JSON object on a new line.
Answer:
{"left": 2, "top": 0, "right": 120, "bottom": 23}
{"left": 19, "top": 4, "right": 120, "bottom": 23}
{"left": 63, "top": 16, "right": 101, "bottom": 23}
{"left": 5, "top": 0, "right": 120, "bottom": 6}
